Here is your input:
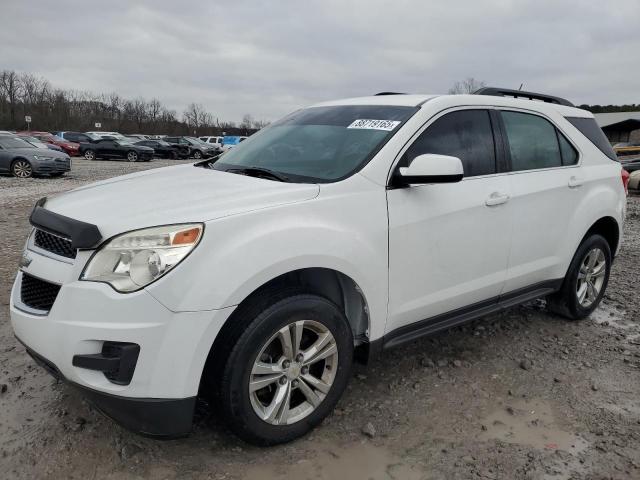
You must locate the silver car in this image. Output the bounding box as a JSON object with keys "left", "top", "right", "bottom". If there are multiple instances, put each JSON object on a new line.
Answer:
{"left": 0, "top": 135, "right": 71, "bottom": 178}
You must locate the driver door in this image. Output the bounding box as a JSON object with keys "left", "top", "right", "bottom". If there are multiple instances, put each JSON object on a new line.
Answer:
{"left": 386, "top": 108, "right": 513, "bottom": 333}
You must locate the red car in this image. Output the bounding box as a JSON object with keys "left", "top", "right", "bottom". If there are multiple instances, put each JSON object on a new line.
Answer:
{"left": 16, "top": 131, "right": 80, "bottom": 157}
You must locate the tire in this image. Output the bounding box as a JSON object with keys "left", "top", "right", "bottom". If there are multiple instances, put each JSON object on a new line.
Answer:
{"left": 192, "top": 150, "right": 202, "bottom": 159}
{"left": 12, "top": 159, "right": 33, "bottom": 178}
{"left": 127, "top": 151, "right": 139, "bottom": 162}
{"left": 83, "top": 150, "right": 96, "bottom": 161}
{"left": 548, "top": 234, "right": 612, "bottom": 320}
{"left": 208, "top": 289, "right": 354, "bottom": 445}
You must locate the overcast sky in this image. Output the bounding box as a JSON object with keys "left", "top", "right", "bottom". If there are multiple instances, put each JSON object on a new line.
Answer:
{"left": 1, "top": 0, "right": 639, "bottom": 123}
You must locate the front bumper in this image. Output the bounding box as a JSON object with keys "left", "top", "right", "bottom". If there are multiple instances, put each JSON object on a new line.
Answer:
{"left": 33, "top": 157, "right": 71, "bottom": 175}
{"left": 10, "top": 245, "right": 236, "bottom": 436}
{"left": 19, "top": 338, "right": 196, "bottom": 438}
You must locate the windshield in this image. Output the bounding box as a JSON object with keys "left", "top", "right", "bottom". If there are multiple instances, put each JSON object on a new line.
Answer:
{"left": 0, "top": 136, "right": 34, "bottom": 149}
{"left": 185, "top": 137, "right": 205, "bottom": 146}
{"left": 212, "top": 105, "right": 415, "bottom": 182}
{"left": 20, "top": 136, "right": 47, "bottom": 148}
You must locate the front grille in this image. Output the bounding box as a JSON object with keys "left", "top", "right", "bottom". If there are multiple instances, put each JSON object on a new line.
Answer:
{"left": 20, "top": 273, "right": 61, "bottom": 311}
{"left": 34, "top": 229, "right": 76, "bottom": 259}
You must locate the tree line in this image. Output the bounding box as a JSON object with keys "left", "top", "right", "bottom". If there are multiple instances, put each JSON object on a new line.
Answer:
{"left": 0, "top": 70, "right": 269, "bottom": 136}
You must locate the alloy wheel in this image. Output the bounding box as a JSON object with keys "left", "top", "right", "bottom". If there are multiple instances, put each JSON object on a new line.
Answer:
{"left": 127, "top": 151, "right": 138, "bottom": 162}
{"left": 249, "top": 320, "right": 338, "bottom": 425}
{"left": 193, "top": 150, "right": 202, "bottom": 159}
{"left": 576, "top": 247, "right": 606, "bottom": 307}
{"left": 13, "top": 160, "right": 33, "bottom": 178}
{"left": 84, "top": 150, "right": 95, "bottom": 160}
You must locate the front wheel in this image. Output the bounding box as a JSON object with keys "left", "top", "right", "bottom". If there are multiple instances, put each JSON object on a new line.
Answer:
{"left": 548, "top": 234, "right": 612, "bottom": 320}
{"left": 192, "top": 150, "right": 202, "bottom": 159}
{"left": 83, "top": 150, "right": 96, "bottom": 160}
{"left": 12, "top": 159, "right": 33, "bottom": 178}
{"left": 209, "top": 291, "right": 354, "bottom": 445}
{"left": 126, "top": 151, "right": 139, "bottom": 162}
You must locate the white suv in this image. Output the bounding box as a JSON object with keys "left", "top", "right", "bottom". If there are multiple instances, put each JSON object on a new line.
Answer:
{"left": 10, "top": 88, "right": 627, "bottom": 445}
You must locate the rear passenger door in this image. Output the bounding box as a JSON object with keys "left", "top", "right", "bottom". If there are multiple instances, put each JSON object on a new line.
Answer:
{"left": 498, "top": 110, "right": 582, "bottom": 293}
{"left": 386, "top": 108, "right": 513, "bottom": 332}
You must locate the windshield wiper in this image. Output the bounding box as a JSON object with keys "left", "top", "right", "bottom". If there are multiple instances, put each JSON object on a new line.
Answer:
{"left": 226, "top": 167, "right": 290, "bottom": 182}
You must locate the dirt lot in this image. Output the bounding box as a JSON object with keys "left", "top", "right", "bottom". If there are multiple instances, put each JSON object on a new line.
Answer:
{"left": 1, "top": 159, "right": 639, "bottom": 480}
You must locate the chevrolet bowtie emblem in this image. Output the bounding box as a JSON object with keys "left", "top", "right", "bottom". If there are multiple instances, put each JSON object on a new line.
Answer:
{"left": 19, "top": 253, "right": 32, "bottom": 268}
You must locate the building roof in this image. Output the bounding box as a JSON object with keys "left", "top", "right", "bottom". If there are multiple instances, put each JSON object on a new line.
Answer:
{"left": 594, "top": 111, "right": 640, "bottom": 128}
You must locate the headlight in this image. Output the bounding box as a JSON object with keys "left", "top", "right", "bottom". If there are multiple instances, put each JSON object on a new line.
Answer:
{"left": 33, "top": 155, "right": 53, "bottom": 160}
{"left": 81, "top": 224, "right": 203, "bottom": 293}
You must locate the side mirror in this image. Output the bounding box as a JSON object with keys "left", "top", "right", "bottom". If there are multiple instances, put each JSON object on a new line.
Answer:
{"left": 394, "top": 154, "right": 464, "bottom": 186}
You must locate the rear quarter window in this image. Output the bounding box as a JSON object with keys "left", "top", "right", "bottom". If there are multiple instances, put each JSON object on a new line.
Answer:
{"left": 565, "top": 117, "right": 617, "bottom": 161}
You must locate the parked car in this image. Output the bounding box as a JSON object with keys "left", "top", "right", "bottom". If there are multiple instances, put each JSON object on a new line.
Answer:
{"left": 628, "top": 170, "right": 640, "bottom": 191}
{"left": 53, "top": 131, "right": 98, "bottom": 144}
{"left": 134, "top": 139, "right": 189, "bottom": 159}
{"left": 619, "top": 156, "right": 640, "bottom": 173}
{"left": 125, "top": 134, "right": 150, "bottom": 141}
{"left": 17, "top": 131, "right": 80, "bottom": 157}
{"left": 221, "top": 135, "right": 248, "bottom": 151}
{"left": 613, "top": 142, "right": 640, "bottom": 156}
{"left": 164, "top": 136, "right": 218, "bottom": 159}
{"left": 79, "top": 138, "right": 154, "bottom": 162}
{"left": 17, "top": 134, "right": 65, "bottom": 153}
{"left": 199, "top": 136, "right": 224, "bottom": 152}
{"left": 0, "top": 134, "right": 70, "bottom": 177}
{"left": 10, "top": 88, "right": 627, "bottom": 446}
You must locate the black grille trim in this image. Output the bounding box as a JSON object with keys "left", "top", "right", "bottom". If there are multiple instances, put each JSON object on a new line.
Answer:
{"left": 20, "top": 273, "right": 61, "bottom": 311}
{"left": 34, "top": 229, "right": 76, "bottom": 259}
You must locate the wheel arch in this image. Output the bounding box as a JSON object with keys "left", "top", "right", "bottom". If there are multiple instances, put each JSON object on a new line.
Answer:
{"left": 582, "top": 216, "right": 620, "bottom": 257}
{"left": 202, "top": 267, "right": 372, "bottom": 385}
{"left": 10, "top": 156, "right": 32, "bottom": 173}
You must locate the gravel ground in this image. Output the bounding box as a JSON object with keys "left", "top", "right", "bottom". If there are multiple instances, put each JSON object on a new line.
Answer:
{"left": 1, "top": 159, "right": 639, "bottom": 480}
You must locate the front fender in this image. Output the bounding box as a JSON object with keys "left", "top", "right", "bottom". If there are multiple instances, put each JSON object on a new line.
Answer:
{"left": 145, "top": 177, "right": 389, "bottom": 340}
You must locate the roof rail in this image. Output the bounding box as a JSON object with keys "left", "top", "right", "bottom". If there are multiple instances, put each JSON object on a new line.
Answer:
{"left": 374, "top": 92, "right": 406, "bottom": 96}
{"left": 473, "top": 87, "right": 574, "bottom": 107}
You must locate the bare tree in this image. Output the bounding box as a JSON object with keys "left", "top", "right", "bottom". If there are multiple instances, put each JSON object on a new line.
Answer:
{"left": 0, "top": 70, "right": 22, "bottom": 127}
{"left": 448, "top": 77, "right": 486, "bottom": 95}
{"left": 0, "top": 69, "right": 261, "bottom": 136}
{"left": 183, "top": 103, "right": 211, "bottom": 134}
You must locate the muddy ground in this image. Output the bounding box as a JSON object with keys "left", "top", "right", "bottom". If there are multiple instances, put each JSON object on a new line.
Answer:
{"left": 1, "top": 159, "right": 639, "bottom": 480}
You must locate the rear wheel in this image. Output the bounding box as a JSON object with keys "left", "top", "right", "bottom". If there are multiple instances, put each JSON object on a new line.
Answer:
{"left": 208, "top": 290, "right": 353, "bottom": 445}
{"left": 127, "top": 151, "right": 139, "bottom": 162}
{"left": 192, "top": 150, "right": 202, "bottom": 159}
{"left": 84, "top": 150, "right": 96, "bottom": 160}
{"left": 171, "top": 150, "right": 179, "bottom": 160}
{"left": 548, "top": 234, "right": 611, "bottom": 320}
{"left": 12, "top": 159, "right": 33, "bottom": 178}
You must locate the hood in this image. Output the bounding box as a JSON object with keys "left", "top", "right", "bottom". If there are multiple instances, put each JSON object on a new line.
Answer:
{"left": 42, "top": 163, "right": 320, "bottom": 238}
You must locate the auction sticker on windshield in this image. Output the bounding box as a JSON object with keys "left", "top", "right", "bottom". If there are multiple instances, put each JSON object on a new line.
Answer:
{"left": 347, "top": 119, "right": 401, "bottom": 131}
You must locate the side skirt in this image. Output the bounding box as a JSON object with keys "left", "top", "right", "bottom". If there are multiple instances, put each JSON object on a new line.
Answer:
{"left": 368, "top": 279, "right": 562, "bottom": 357}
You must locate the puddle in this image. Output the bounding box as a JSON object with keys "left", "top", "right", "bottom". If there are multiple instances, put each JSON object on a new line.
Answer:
{"left": 590, "top": 303, "right": 639, "bottom": 340}
{"left": 243, "top": 441, "right": 422, "bottom": 480}
{"left": 478, "top": 399, "right": 589, "bottom": 454}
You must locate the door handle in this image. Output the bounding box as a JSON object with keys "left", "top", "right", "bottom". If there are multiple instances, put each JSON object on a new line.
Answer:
{"left": 485, "top": 192, "right": 510, "bottom": 206}
{"left": 568, "top": 176, "right": 583, "bottom": 188}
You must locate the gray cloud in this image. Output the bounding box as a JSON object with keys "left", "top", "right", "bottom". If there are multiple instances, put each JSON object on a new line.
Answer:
{"left": 1, "top": 0, "right": 639, "bottom": 123}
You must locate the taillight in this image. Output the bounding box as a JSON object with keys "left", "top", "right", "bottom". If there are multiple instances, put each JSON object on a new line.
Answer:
{"left": 621, "top": 168, "right": 630, "bottom": 195}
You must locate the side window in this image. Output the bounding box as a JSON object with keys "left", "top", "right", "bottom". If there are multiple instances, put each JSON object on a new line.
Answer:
{"left": 558, "top": 132, "right": 578, "bottom": 166}
{"left": 404, "top": 110, "right": 496, "bottom": 177}
{"left": 501, "top": 111, "right": 562, "bottom": 171}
